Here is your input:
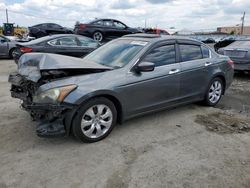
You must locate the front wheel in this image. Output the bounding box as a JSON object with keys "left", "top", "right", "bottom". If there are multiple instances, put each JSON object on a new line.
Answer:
{"left": 203, "top": 77, "right": 224, "bottom": 106}
{"left": 72, "top": 97, "right": 117, "bottom": 142}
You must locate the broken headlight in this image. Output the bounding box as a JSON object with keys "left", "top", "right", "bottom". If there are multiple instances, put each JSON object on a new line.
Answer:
{"left": 33, "top": 85, "right": 77, "bottom": 104}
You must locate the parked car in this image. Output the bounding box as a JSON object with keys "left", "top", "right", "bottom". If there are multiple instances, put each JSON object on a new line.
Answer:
{"left": 0, "top": 35, "right": 17, "bottom": 58}
{"left": 214, "top": 37, "right": 236, "bottom": 52}
{"left": 202, "top": 38, "right": 216, "bottom": 44}
{"left": 143, "top": 28, "right": 169, "bottom": 35}
{"left": 74, "top": 19, "right": 141, "bottom": 42}
{"left": 218, "top": 40, "right": 250, "bottom": 72}
{"left": 13, "top": 34, "right": 99, "bottom": 63}
{"left": 28, "top": 23, "right": 73, "bottom": 38}
{"left": 9, "top": 34, "right": 234, "bottom": 142}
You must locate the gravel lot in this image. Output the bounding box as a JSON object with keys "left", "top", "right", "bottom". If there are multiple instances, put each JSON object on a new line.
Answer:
{"left": 0, "top": 59, "right": 250, "bottom": 188}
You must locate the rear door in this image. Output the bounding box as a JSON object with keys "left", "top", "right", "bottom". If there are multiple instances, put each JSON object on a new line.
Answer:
{"left": 177, "top": 40, "right": 211, "bottom": 100}
{"left": 46, "top": 36, "right": 82, "bottom": 57}
{"left": 124, "top": 41, "right": 181, "bottom": 116}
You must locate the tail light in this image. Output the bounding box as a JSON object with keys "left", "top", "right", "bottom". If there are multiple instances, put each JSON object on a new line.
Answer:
{"left": 227, "top": 59, "right": 234, "bottom": 69}
{"left": 79, "top": 24, "right": 87, "bottom": 30}
{"left": 20, "top": 47, "right": 33, "bottom": 53}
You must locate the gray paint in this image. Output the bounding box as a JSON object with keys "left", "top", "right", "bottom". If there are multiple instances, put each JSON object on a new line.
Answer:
{"left": 19, "top": 35, "right": 234, "bottom": 121}
{"left": 0, "top": 35, "right": 17, "bottom": 57}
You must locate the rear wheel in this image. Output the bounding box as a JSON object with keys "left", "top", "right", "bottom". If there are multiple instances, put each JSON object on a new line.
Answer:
{"left": 9, "top": 48, "right": 17, "bottom": 59}
{"left": 203, "top": 77, "right": 224, "bottom": 106}
{"left": 93, "top": 31, "right": 103, "bottom": 42}
{"left": 72, "top": 97, "right": 117, "bottom": 142}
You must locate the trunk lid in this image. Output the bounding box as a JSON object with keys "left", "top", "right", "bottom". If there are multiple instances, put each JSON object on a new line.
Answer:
{"left": 224, "top": 49, "right": 248, "bottom": 58}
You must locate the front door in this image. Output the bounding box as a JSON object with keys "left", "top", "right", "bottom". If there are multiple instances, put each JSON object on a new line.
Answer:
{"left": 122, "top": 42, "right": 181, "bottom": 117}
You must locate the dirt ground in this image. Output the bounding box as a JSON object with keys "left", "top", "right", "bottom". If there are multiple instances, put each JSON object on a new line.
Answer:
{"left": 0, "top": 59, "right": 250, "bottom": 188}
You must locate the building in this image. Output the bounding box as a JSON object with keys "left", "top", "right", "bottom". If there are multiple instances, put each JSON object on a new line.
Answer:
{"left": 217, "top": 26, "right": 250, "bottom": 35}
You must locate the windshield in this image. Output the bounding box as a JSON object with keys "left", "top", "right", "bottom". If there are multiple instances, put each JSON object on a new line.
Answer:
{"left": 228, "top": 40, "right": 250, "bottom": 48}
{"left": 83, "top": 39, "right": 147, "bottom": 68}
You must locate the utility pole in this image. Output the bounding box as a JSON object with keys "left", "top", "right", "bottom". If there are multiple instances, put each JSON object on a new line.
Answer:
{"left": 6, "top": 8, "right": 9, "bottom": 23}
{"left": 144, "top": 19, "right": 147, "bottom": 28}
{"left": 241, "top": 11, "right": 245, "bottom": 35}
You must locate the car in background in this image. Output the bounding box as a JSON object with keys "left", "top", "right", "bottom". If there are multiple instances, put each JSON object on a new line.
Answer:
{"left": 74, "top": 19, "right": 141, "bottom": 42}
{"left": 214, "top": 36, "right": 236, "bottom": 52}
{"left": 0, "top": 35, "right": 17, "bottom": 58}
{"left": 13, "top": 34, "right": 99, "bottom": 63}
{"left": 218, "top": 40, "right": 250, "bottom": 72}
{"left": 9, "top": 34, "right": 234, "bottom": 142}
{"left": 143, "top": 28, "right": 169, "bottom": 35}
{"left": 28, "top": 23, "right": 73, "bottom": 38}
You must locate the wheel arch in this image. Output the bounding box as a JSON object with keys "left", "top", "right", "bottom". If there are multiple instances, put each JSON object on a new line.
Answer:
{"left": 65, "top": 93, "right": 124, "bottom": 136}
{"left": 211, "top": 73, "right": 226, "bottom": 94}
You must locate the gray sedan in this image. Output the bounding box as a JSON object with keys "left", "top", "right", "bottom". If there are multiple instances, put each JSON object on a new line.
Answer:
{"left": 9, "top": 34, "right": 234, "bottom": 142}
{"left": 218, "top": 40, "right": 250, "bottom": 72}
{"left": 0, "top": 35, "right": 17, "bottom": 58}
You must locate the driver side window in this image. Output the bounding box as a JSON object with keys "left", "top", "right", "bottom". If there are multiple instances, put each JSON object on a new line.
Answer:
{"left": 143, "top": 45, "right": 176, "bottom": 67}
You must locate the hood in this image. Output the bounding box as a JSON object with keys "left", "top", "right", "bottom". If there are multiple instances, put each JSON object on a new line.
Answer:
{"left": 18, "top": 53, "right": 112, "bottom": 82}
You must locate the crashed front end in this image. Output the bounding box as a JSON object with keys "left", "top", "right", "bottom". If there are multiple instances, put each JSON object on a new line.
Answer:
{"left": 9, "top": 71, "right": 76, "bottom": 137}
{"left": 9, "top": 53, "right": 111, "bottom": 137}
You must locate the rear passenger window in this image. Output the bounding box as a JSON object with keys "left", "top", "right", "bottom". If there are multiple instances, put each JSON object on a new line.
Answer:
{"left": 179, "top": 44, "right": 202, "bottom": 62}
{"left": 143, "top": 45, "right": 176, "bottom": 67}
{"left": 201, "top": 46, "right": 210, "bottom": 58}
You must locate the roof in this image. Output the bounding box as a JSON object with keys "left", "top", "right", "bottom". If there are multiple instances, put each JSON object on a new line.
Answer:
{"left": 122, "top": 33, "right": 201, "bottom": 43}
{"left": 89, "top": 18, "right": 124, "bottom": 23}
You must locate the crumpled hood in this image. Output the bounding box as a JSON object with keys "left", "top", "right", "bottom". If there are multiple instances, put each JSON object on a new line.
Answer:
{"left": 17, "top": 53, "right": 112, "bottom": 82}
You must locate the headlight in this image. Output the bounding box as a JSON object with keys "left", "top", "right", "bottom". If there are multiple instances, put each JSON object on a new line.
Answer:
{"left": 33, "top": 85, "right": 77, "bottom": 104}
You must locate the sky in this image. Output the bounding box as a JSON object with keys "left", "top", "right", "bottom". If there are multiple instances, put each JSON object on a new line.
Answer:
{"left": 0, "top": 0, "right": 249, "bottom": 31}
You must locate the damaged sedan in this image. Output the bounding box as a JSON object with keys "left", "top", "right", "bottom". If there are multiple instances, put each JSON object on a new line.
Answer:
{"left": 9, "top": 34, "right": 234, "bottom": 142}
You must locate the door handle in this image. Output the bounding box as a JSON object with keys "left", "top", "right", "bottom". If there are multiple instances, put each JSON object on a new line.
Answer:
{"left": 205, "top": 62, "right": 212, "bottom": 66}
{"left": 169, "top": 69, "right": 180, "bottom": 75}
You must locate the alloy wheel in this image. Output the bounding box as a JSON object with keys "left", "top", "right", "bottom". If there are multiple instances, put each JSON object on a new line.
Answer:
{"left": 81, "top": 104, "right": 113, "bottom": 139}
{"left": 93, "top": 32, "right": 103, "bottom": 42}
{"left": 208, "top": 80, "right": 222, "bottom": 104}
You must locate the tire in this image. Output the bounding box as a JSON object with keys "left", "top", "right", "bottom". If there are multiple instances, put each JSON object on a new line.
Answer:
{"left": 93, "top": 31, "right": 103, "bottom": 42}
{"left": 9, "top": 48, "right": 17, "bottom": 59}
{"left": 72, "top": 97, "right": 117, "bottom": 143}
{"left": 203, "top": 77, "right": 224, "bottom": 106}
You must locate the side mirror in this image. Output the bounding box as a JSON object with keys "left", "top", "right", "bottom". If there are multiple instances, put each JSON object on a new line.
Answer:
{"left": 134, "top": 62, "right": 155, "bottom": 73}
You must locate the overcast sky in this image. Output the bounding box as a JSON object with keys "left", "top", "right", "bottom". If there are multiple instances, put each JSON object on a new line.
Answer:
{"left": 0, "top": 0, "right": 249, "bottom": 31}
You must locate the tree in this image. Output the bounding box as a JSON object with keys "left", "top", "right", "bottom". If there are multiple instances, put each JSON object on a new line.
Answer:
{"left": 230, "top": 30, "right": 235, "bottom": 35}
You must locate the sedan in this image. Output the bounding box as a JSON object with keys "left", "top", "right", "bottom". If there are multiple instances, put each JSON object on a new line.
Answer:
{"left": 218, "top": 40, "right": 250, "bottom": 72}
{"left": 74, "top": 19, "right": 141, "bottom": 42}
{"left": 0, "top": 35, "right": 17, "bottom": 58}
{"left": 9, "top": 34, "right": 234, "bottom": 142}
{"left": 28, "top": 23, "right": 73, "bottom": 38}
{"left": 13, "top": 34, "right": 99, "bottom": 63}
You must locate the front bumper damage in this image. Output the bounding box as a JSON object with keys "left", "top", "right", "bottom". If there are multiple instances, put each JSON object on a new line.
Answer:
{"left": 22, "top": 102, "right": 75, "bottom": 137}
{"left": 9, "top": 72, "right": 77, "bottom": 137}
